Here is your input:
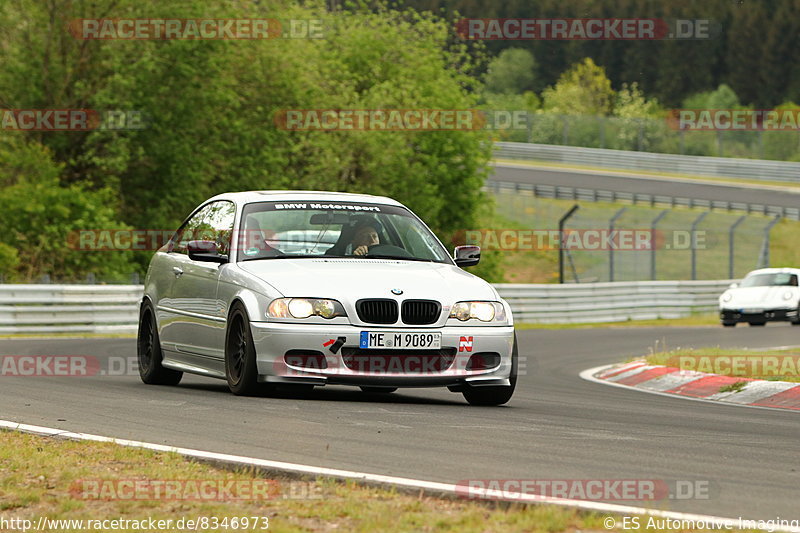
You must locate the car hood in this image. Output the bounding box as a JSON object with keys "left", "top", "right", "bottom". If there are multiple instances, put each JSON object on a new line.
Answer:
{"left": 723, "top": 286, "right": 798, "bottom": 307}
{"left": 238, "top": 258, "right": 498, "bottom": 302}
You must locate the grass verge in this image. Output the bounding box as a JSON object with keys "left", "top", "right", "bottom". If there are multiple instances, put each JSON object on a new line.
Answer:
{"left": 0, "top": 430, "right": 761, "bottom": 532}
{"left": 0, "top": 430, "right": 604, "bottom": 533}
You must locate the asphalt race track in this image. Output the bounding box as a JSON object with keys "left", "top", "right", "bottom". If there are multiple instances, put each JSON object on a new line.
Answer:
{"left": 2, "top": 326, "right": 799, "bottom": 521}
{"left": 491, "top": 164, "right": 800, "bottom": 210}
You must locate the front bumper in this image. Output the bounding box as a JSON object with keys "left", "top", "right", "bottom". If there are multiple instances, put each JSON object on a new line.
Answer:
{"left": 720, "top": 307, "right": 797, "bottom": 323}
{"left": 249, "top": 321, "right": 515, "bottom": 388}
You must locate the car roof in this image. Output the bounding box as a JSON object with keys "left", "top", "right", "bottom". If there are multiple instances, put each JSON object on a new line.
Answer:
{"left": 745, "top": 267, "right": 800, "bottom": 276}
{"left": 205, "top": 190, "right": 404, "bottom": 207}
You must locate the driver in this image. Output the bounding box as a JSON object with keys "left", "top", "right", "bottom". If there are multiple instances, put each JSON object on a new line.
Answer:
{"left": 349, "top": 221, "right": 380, "bottom": 256}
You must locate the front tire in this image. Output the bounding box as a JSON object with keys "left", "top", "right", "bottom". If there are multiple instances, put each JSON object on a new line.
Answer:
{"left": 462, "top": 333, "right": 518, "bottom": 406}
{"left": 225, "top": 304, "right": 261, "bottom": 396}
{"left": 138, "top": 302, "right": 183, "bottom": 386}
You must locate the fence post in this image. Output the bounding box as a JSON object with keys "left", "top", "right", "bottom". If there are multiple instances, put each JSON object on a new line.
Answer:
{"left": 728, "top": 215, "right": 746, "bottom": 279}
{"left": 609, "top": 207, "right": 627, "bottom": 282}
{"left": 757, "top": 215, "right": 781, "bottom": 268}
{"left": 637, "top": 119, "right": 644, "bottom": 151}
{"left": 527, "top": 111, "right": 533, "bottom": 143}
{"left": 690, "top": 212, "right": 708, "bottom": 280}
{"left": 650, "top": 210, "right": 669, "bottom": 280}
{"left": 559, "top": 204, "right": 580, "bottom": 284}
{"left": 599, "top": 116, "right": 605, "bottom": 149}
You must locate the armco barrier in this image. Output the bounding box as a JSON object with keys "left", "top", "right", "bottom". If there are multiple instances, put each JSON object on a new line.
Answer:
{"left": 494, "top": 141, "right": 800, "bottom": 183}
{"left": 0, "top": 280, "right": 732, "bottom": 333}
{"left": 0, "top": 284, "right": 143, "bottom": 334}
{"left": 494, "top": 280, "right": 732, "bottom": 323}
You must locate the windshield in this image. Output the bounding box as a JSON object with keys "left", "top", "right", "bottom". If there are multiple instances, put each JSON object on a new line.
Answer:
{"left": 236, "top": 200, "right": 452, "bottom": 263}
{"left": 740, "top": 273, "right": 798, "bottom": 288}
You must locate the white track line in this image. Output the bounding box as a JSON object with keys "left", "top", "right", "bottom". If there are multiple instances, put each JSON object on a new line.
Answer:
{"left": 2, "top": 419, "right": 797, "bottom": 532}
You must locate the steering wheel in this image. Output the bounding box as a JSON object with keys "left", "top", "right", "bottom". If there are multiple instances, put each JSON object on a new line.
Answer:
{"left": 365, "top": 244, "right": 412, "bottom": 258}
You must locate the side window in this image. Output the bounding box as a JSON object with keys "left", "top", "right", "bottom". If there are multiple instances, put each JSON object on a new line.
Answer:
{"left": 171, "top": 201, "right": 236, "bottom": 256}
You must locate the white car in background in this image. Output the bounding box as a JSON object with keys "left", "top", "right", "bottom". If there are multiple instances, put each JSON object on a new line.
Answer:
{"left": 719, "top": 268, "right": 800, "bottom": 327}
{"left": 138, "top": 191, "right": 517, "bottom": 406}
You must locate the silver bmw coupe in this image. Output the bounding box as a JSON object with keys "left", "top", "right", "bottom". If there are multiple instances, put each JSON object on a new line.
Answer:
{"left": 138, "top": 191, "right": 517, "bottom": 405}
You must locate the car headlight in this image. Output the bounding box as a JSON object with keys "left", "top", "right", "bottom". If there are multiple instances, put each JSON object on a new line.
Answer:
{"left": 449, "top": 301, "right": 506, "bottom": 322}
{"left": 783, "top": 291, "right": 793, "bottom": 300}
{"left": 267, "top": 298, "right": 346, "bottom": 319}
{"left": 722, "top": 292, "right": 732, "bottom": 302}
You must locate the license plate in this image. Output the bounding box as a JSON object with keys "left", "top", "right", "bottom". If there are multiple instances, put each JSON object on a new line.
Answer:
{"left": 742, "top": 308, "right": 763, "bottom": 314}
{"left": 360, "top": 331, "right": 441, "bottom": 350}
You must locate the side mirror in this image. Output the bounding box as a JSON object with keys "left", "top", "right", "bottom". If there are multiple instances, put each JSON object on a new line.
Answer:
{"left": 729, "top": 282, "right": 738, "bottom": 289}
{"left": 187, "top": 240, "right": 227, "bottom": 264}
{"left": 454, "top": 245, "right": 480, "bottom": 267}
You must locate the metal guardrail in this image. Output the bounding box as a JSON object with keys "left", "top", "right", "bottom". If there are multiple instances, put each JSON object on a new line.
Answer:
{"left": 485, "top": 179, "right": 800, "bottom": 221}
{"left": 0, "top": 285, "right": 143, "bottom": 334}
{"left": 494, "top": 141, "right": 800, "bottom": 183}
{"left": 0, "top": 281, "right": 730, "bottom": 333}
{"left": 494, "top": 280, "right": 732, "bottom": 323}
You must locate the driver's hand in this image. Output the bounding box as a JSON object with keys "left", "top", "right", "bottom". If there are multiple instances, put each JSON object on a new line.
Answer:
{"left": 353, "top": 245, "right": 369, "bottom": 256}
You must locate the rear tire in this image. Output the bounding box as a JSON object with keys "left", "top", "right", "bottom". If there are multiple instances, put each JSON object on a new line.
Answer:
{"left": 225, "top": 304, "right": 261, "bottom": 396}
{"left": 462, "top": 333, "right": 517, "bottom": 406}
{"left": 138, "top": 303, "right": 183, "bottom": 386}
{"left": 360, "top": 386, "right": 397, "bottom": 393}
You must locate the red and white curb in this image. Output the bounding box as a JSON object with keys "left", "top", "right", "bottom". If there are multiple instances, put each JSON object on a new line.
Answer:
{"left": 581, "top": 360, "right": 800, "bottom": 412}
{"left": 2, "top": 419, "right": 798, "bottom": 532}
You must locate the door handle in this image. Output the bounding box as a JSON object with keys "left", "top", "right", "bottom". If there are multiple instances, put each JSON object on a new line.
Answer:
{"left": 172, "top": 267, "right": 183, "bottom": 277}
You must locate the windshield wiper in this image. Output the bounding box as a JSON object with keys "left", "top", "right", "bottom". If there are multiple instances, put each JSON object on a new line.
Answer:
{"left": 361, "top": 254, "right": 436, "bottom": 263}
{"left": 241, "top": 255, "right": 292, "bottom": 261}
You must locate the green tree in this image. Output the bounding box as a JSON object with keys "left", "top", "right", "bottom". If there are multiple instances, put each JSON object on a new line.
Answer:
{"left": 0, "top": 0, "right": 495, "bottom": 279}
{"left": 484, "top": 48, "right": 538, "bottom": 94}
{"left": 541, "top": 58, "right": 614, "bottom": 116}
{"left": 0, "top": 135, "right": 136, "bottom": 281}
{"left": 682, "top": 84, "right": 740, "bottom": 110}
